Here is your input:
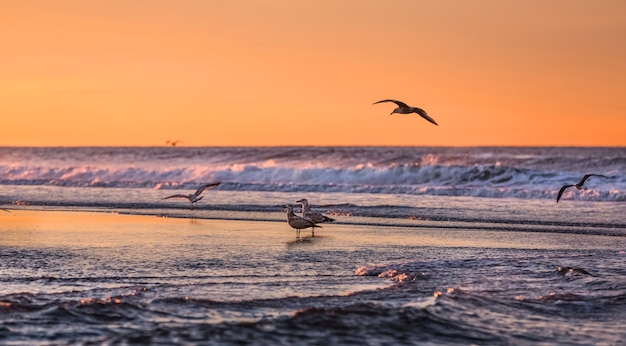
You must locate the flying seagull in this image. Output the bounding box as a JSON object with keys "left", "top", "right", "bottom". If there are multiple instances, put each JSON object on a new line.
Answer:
{"left": 166, "top": 140, "right": 183, "bottom": 147}
{"left": 285, "top": 205, "right": 319, "bottom": 238}
{"left": 373, "top": 99, "right": 438, "bottom": 125}
{"left": 162, "top": 182, "right": 221, "bottom": 209}
{"left": 556, "top": 174, "right": 608, "bottom": 202}
{"left": 296, "top": 198, "right": 335, "bottom": 237}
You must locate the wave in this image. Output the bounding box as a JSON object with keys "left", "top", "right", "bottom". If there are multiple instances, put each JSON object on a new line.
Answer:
{"left": 1, "top": 162, "right": 624, "bottom": 201}
{"left": 1, "top": 147, "right": 624, "bottom": 201}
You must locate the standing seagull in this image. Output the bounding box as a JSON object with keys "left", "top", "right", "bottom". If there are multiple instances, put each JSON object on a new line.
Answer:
{"left": 373, "top": 99, "right": 438, "bottom": 126}
{"left": 162, "top": 182, "right": 221, "bottom": 209}
{"left": 556, "top": 174, "right": 608, "bottom": 202}
{"left": 285, "top": 205, "right": 319, "bottom": 238}
{"left": 296, "top": 198, "right": 335, "bottom": 237}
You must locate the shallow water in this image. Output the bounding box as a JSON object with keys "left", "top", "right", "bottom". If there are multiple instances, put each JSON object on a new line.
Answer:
{"left": 1, "top": 211, "right": 626, "bottom": 345}
{"left": 1, "top": 146, "right": 625, "bottom": 344}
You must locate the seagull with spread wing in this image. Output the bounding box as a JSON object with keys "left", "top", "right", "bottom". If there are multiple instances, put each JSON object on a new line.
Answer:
{"left": 373, "top": 99, "right": 438, "bottom": 125}
{"left": 556, "top": 174, "right": 608, "bottom": 202}
{"left": 162, "top": 182, "right": 221, "bottom": 209}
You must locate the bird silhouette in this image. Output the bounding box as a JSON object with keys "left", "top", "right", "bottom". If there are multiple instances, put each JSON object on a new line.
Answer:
{"left": 166, "top": 140, "right": 183, "bottom": 147}
{"left": 556, "top": 174, "right": 608, "bottom": 202}
{"left": 373, "top": 99, "right": 438, "bottom": 125}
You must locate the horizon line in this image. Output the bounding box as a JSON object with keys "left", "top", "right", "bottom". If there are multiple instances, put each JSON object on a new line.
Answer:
{"left": 1, "top": 144, "right": 625, "bottom": 149}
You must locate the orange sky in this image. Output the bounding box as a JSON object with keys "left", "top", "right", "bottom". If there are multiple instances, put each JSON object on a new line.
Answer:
{"left": 1, "top": 1, "right": 625, "bottom": 146}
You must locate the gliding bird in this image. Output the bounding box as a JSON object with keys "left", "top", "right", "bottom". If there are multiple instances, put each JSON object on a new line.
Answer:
{"left": 556, "top": 174, "right": 608, "bottom": 202}
{"left": 373, "top": 99, "right": 438, "bottom": 125}
{"left": 166, "top": 140, "right": 183, "bottom": 147}
{"left": 162, "top": 182, "right": 221, "bottom": 209}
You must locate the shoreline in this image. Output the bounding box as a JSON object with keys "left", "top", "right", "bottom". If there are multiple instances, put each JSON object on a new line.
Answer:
{"left": 3, "top": 204, "right": 626, "bottom": 238}
{"left": 2, "top": 209, "right": 625, "bottom": 251}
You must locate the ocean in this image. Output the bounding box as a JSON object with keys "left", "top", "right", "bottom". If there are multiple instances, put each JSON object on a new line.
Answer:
{"left": 1, "top": 146, "right": 625, "bottom": 344}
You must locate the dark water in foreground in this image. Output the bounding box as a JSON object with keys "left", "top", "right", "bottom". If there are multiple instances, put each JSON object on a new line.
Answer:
{"left": 1, "top": 146, "right": 625, "bottom": 344}
{"left": 1, "top": 211, "right": 626, "bottom": 345}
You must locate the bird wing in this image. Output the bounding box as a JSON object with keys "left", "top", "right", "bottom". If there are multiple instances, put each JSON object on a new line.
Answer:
{"left": 412, "top": 107, "right": 438, "bottom": 125}
{"left": 288, "top": 211, "right": 318, "bottom": 229}
{"left": 193, "top": 182, "right": 221, "bottom": 196}
{"left": 556, "top": 184, "right": 574, "bottom": 202}
{"left": 163, "top": 194, "right": 191, "bottom": 201}
{"left": 306, "top": 212, "right": 335, "bottom": 223}
{"left": 322, "top": 214, "right": 335, "bottom": 223}
{"left": 373, "top": 99, "right": 409, "bottom": 108}
{"left": 293, "top": 218, "right": 318, "bottom": 229}
{"left": 292, "top": 218, "right": 315, "bottom": 228}
{"left": 578, "top": 174, "right": 608, "bottom": 186}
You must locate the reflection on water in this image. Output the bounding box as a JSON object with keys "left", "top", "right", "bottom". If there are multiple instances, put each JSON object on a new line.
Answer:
{"left": 2, "top": 210, "right": 626, "bottom": 345}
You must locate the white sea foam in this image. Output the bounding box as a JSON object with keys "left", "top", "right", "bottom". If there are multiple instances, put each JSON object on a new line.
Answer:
{"left": 1, "top": 147, "right": 624, "bottom": 201}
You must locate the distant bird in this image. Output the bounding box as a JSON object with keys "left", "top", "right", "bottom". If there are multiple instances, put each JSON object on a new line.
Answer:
{"left": 373, "top": 99, "right": 438, "bottom": 126}
{"left": 296, "top": 198, "right": 335, "bottom": 237}
{"left": 556, "top": 174, "right": 608, "bottom": 202}
{"left": 162, "top": 182, "right": 221, "bottom": 209}
{"left": 166, "top": 140, "right": 183, "bottom": 147}
{"left": 285, "top": 205, "right": 319, "bottom": 238}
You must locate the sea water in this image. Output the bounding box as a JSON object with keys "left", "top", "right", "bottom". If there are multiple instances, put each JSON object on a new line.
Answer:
{"left": 1, "top": 146, "right": 625, "bottom": 344}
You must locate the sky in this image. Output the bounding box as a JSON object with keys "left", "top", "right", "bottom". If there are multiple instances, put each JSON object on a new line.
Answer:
{"left": 1, "top": 0, "right": 625, "bottom": 147}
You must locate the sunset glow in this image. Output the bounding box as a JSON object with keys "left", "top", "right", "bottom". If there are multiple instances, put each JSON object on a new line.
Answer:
{"left": 1, "top": 1, "right": 625, "bottom": 146}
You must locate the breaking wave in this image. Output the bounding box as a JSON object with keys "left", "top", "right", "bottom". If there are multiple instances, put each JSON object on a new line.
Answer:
{"left": 1, "top": 146, "right": 624, "bottom": 201}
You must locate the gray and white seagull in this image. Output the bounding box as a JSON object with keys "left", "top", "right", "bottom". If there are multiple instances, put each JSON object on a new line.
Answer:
{"left": 162, "top": 182, "right": 221, "bottom": 209}
{"left": 373, "top": 99, "right": 438, "bottom": 125}
{"left": 296, "top": 198, "right": 335, "bottom": 237}
{"left": 285, "top": 205, "right": 319, "bottom": 238}
{"left": 556, "top": 174, "right": 608, "bottom": 202}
